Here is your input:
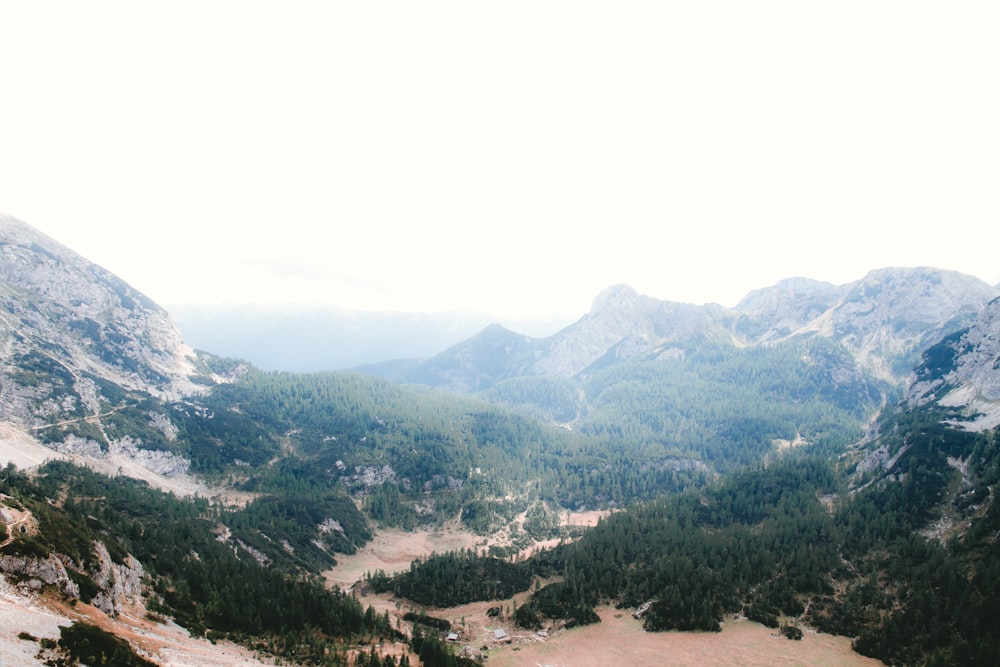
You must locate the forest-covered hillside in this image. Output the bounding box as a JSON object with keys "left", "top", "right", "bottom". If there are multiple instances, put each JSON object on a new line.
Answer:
{"left": 25, "top": 348, "right": 882, "bottom": 537}
{"left": 375, "top": 405, "right": 1000, "bottom": 666}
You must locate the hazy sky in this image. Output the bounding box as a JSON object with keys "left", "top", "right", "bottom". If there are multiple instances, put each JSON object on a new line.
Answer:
{"left": 2, "top": 2, "right": 998, "bottom": 325}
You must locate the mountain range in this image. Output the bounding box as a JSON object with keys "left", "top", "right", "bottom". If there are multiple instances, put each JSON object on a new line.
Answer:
{"left": 362, "top": 270, "right": 997, "bottom": 393}
{"left": 3, "top": 212, "right": 1000, "bottom": 666}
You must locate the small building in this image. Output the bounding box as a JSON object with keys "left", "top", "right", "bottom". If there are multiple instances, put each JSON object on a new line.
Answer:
{"left": 492, "top": 629, "right": 508, "bottom": 641}
{"left": 446, "top": 633, "right": 460, "bottom": 642}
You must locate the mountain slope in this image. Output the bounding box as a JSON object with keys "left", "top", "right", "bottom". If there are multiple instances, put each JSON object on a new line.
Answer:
{"left": 1, "top": 214, "right": 207, "bottom": 407}
{"left": 4, "top": 214, "right": 1000, "bottom": 666}
{"left": 370, "top": 269, "right": 996, "bottom": 395}
{"left": 740, "top": 267, "right": 998, "bottom": 380}
{"left": 535, "top": 284, "right": 737, "bottom": 377}
{"left": 466, "top": 306, "right": 1000, "bottom": 665}
{"left": 906, "top": 296, "right": 1000, "bottom": 430}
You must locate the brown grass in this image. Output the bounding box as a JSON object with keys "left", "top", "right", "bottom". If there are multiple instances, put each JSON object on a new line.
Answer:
{"left": 324, "top": 519, "right": 885, "bottom": 667}
{"left": 486, "top": 607, "right": 884, "bottom": 667}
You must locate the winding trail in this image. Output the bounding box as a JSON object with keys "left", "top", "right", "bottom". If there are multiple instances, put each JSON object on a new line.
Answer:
{"left": 0, "top": 506, "right": 33, "bottom": 549}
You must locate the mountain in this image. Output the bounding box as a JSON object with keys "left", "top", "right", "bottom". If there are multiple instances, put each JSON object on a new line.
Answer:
{"left": 368, "top": 268, "right": 997, "bottom": 392}
{"left": 362, "top": 285, "right": 739, "bottom": 390}
{"left": 737, "top": 267, "right": 998, "bottom": 380}
{"left": 0, "top": 214, "right": 206, "bottom": 401}
{"left": 0, "top": 215, "right": 229, "bottom": 480}
{"left": 535, "top": 285, "right": 737, "bottom": 377}
{"left": 906, "top": 296, "right": 1000, "bottom": 430}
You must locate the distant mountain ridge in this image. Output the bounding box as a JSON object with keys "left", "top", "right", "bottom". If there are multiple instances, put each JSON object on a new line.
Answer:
{"left": 364, "top": 267, "right": 998, "bottom": 393}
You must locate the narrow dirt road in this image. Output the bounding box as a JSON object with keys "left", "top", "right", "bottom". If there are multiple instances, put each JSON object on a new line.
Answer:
{"left": 1, "top": 507, "right": 33, "bottom": 549}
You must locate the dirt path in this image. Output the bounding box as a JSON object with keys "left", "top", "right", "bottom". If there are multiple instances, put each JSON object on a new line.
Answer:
{"left": 1, "top": 507, "right": 33, "bottom": 549}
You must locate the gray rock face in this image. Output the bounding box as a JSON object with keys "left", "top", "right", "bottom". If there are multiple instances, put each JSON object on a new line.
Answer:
{"left": 1, "top": 214, "right": 207, "bottom": 429}
{"left": 0, "top": 554, "right": 80, "bottom": 598}
{"left": 735, "top": 267, "right": 999, "bottom": 381}
{"left": 906, "top": 297, "right": 1000, "bottom": 430}
{"left": 393, "top": 269, "right": 997, "bottom": 394}
{"left": 89, "top": 541, "right": 145, "bottom": 616}
{"left": 535, "top": 285, "right": 735, "bottom": 377}
{"left": 0, "top": 540, "right": 145, "bottom": 616}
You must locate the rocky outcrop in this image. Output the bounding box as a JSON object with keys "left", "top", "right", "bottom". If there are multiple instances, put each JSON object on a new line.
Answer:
{"left": 0, "top": 214, "right": 208, "bottom": 421}
{"left": 45, "top": 435, "right": 192, "bottom": 477}
{"left": 535, "top": 285, "right": 735, "bottom": 377}
{"left": 735, "top": 268, "right": 998, "bottom": 381}
{"left": 0, "top": 540, "right": 145, "bottom": 616}
{"left": 907, "top": 297, "right": 1000, "bottom": 430}
{"left": 89, "top": 541, "right": 145, "bottom": 616}
{"left": 0, "top": 553, "right": 80, "bottom": 599}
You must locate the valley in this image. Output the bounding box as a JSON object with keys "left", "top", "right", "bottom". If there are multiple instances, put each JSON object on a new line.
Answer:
{"left": 485, "top": 607, "right": 879, "bottom": 667}
{"left": 3, "top": 216, "right": 1000, "bottom": 665}
{"left": 1, "top": 504, "right": 883, "bottom": 667}
{"left": 326, "top": 518, "right": 884, "bottom": 667}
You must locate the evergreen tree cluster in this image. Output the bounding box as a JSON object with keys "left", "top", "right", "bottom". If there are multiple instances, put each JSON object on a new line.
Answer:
{"left": 486, "top": 339, "right": 887, "bottom": 470}
{"left": 367, "top": 549, "right": 532, "bottom": 607}
{"left": 508, "top": 411, "right": 1000, "bottom": 666}
{"left": 0, "top": 462, "right": 395, "bottom": 665}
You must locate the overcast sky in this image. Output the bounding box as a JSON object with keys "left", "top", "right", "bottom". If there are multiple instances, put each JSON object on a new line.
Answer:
{"left": 2, "top": 2, "right": 998, "bottom": 326}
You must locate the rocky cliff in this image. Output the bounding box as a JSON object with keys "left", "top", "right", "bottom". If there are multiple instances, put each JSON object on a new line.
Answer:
{"left": 534, "top": 285, "right": 736, "bottom": 377}
{"left": 906, "top": 296, "right": 1000, "bottom": 431}
{"left": 0, "top": 214, "right": 207, "bottom": 429}
{"left": 736, "top": 267, "right": 998, "bottom": 381}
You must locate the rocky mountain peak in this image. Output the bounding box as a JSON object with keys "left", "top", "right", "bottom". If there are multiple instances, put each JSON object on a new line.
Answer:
{"left": 730, "top": 267, "right": 997, "bottom": 381}
{"left": 907, "top": 296, "right": 1000, "bottom": 430}
{"left": 734, "top": 276, "right": 835, "bottom": 313}
{"left": 0, "top": 214, "right": 206, "bottom": 413}
{"left": 590, "top": 284, "right": 641, "bottom": 313}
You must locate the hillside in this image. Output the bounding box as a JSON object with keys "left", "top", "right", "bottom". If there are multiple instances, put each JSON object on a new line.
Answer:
{"left": 387, "top": 346, "right": 1000, "bottom": 665}
{"left": 906, "top": 296, "right": 1000, "bottom": 430}
{"left": 0, "top": 215, "right": 208, "bottom": 402}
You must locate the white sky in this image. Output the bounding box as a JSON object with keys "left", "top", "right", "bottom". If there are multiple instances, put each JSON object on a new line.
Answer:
{"left": 2, "top": 2, "right": 998, "bottom": 324}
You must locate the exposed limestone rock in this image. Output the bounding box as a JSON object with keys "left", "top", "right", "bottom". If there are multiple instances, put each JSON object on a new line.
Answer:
{"left": 342, "top": 464, "right": 397, "bottom": 490}
{"left": 47, "top": 434, "right": 104, "bottom": 457}
{"left": 738, "top": 268, "right": 998, "bottom": 382}
{"left": 42, "top": 434, "right": 192, "bottom": 477}
{"left": 0, "top": 214, "right": 210, "bottom": 429}
{"left": 317, "top": 518, "right": 345, "bottom": 535}
{"left": 108, "top": 437, "right": 191, "bottom": 477}
{"left": 236, "top": 539, "right": 271, "bottom": 567}
{"left": 89, "top": 541, "right": 145, "bottom": 616}
{"left": 907, "top": 297, "right": 1000, "bottom": 431}
{"left": 0, "top": 553, "right": 80, "bottom": 599}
